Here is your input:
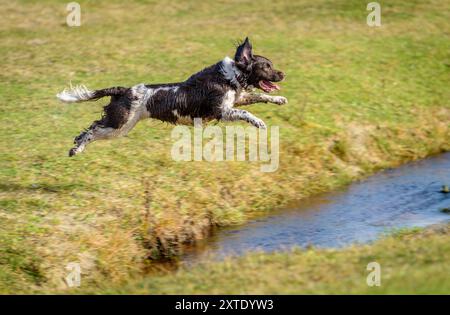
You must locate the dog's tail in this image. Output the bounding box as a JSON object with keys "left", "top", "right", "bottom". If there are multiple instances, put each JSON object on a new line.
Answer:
{"left": 56, "top": 85, "right": 128, "bottom": 103}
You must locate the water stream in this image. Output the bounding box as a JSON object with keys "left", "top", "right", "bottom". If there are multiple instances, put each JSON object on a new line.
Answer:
{"left": 183, "top": 152, "right": 450, "bottom": 263}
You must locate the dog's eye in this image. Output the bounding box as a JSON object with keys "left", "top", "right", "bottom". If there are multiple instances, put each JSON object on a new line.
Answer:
{"left": 264, "top": 63, "right": 271, "bottom": 69}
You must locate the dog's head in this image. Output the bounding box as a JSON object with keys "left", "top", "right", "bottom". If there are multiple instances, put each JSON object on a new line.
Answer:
{"left": 234, "top": 37, "right": 285, "bottom": 93}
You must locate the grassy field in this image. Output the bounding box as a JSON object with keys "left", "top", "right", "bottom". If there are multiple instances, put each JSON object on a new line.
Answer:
{"left": 0, "top": 0, "right": 449, "bottom": 293}
{"left": 79, "top": 224, "right": 450, "bottom": 294}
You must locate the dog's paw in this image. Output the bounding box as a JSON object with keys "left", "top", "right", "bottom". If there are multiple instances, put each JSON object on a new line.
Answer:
{"left": 69, "top": 145, "right": 85, "bottom": 157}
{"left": 68, "top": 148, "right": 77, "bottom": 157}
{"left": 252, "top": 118, "right": 267, "bottom": 129}
{"left": 272, "top": 96, "right": 288, "bottom": 105}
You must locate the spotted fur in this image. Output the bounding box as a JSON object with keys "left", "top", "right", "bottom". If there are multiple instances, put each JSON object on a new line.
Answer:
{"left": 57, "top": 38, "right": 287, "bottom": 156}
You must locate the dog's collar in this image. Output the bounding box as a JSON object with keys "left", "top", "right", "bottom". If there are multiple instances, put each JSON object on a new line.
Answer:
{"left": 220, "top": 56, "right": 247, "bottom": 89}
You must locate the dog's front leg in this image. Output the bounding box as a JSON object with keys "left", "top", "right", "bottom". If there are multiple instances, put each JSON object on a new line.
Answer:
{"left": 235, "top": 91, "right": 288, "bottom": 106}
{"left": 221, "top": 108, "right": 266, "bottom": 129}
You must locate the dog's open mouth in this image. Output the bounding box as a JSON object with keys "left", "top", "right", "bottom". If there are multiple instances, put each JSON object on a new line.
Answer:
{"left": 258, "top": 80, "right": 280, "bottom": 93}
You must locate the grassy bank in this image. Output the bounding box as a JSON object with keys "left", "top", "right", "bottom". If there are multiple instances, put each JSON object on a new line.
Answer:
{"left": 0, "top": 0, "right": 449, "bottom": 292}
{"left": 77, "top": 224, "right": 450, "bottom": 294}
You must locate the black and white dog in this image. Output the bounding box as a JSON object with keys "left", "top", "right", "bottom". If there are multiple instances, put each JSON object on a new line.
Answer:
{"left": 57, "top": 38, "right": 287, "bottom": 156}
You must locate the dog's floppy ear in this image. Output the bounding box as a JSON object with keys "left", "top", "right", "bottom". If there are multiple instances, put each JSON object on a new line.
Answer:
{"left": 234, "top": 37, "right": 253, "bottom": 69}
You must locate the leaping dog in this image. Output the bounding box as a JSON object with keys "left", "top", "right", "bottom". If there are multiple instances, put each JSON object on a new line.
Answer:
{"left": 57, "top": 38, "right": 287, "bottom": 156}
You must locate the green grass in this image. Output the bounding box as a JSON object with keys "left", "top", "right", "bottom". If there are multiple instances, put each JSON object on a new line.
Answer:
{"left": 0, "top": 0, "right": 449, "bottom": 293}
{"left": 72, "top": 224, "right": 450, "bottom": 294}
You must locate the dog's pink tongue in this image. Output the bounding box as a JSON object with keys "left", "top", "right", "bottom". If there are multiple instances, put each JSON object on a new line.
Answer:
{"left": 270, "top": 82, "right": 280, "bottom": 90}
{"left": 260, "top": 80, "right": 280, "bottom": 92}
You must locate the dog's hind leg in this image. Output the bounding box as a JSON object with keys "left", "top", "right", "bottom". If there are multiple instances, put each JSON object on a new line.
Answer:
{"left": 69, "top": 121, "right": 118, "bottom": 157}
{"left": 67, "top": 84, "right": 149, "bottom": 156}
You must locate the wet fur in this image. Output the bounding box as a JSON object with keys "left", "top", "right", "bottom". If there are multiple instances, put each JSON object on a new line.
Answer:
{"left": 57, "top": 38, "right": 287, "bottom": 156}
